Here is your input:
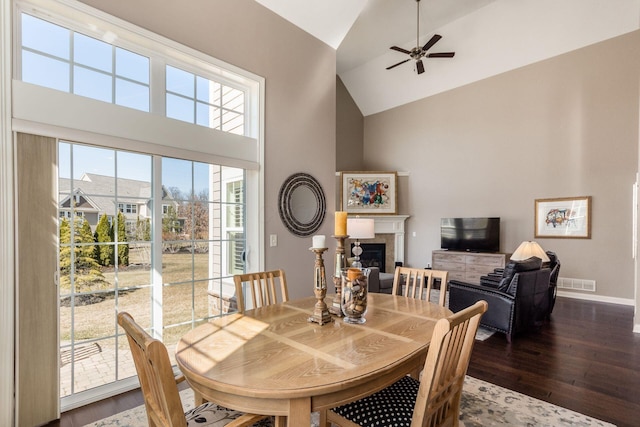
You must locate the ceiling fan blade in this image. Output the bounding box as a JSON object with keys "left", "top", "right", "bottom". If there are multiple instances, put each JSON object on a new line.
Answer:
{"left": 421, "top": 34, "right": 442, "bottom": 52}
{"left": 390, "top": 46, "right": 412, "bottom": 55}
{"left": 386, "top": 58, "right": 411, "bottom": 70}
{"left": 416, "top": 59, "right": 425, "bottom": 74}
{"left": 427, "top": 52, "right": 455, "bottom": 58}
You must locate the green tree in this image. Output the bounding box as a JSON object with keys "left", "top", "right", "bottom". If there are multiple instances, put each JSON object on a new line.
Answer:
{"left": 115, "top": 211, "right": 129, "bottom": 265}
{"left": 59, "top": 217, "right": 108, "bottom": 293}
{"left": 94, "top": 213, "right": 114, "bottom": 266}
{"left": 79, "top": 218, "right": 96, "bottom": 265}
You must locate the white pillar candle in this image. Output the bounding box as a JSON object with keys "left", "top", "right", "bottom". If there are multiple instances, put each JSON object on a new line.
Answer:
{"left": 312, "top": 235, "right": 326, "bottom": 249}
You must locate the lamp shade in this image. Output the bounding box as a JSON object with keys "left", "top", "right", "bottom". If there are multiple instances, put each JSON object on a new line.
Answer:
{"left": 511, "top": 241, "right": 550, "bottom": 263}
{"left": 347, "top": 218, "right": 375, "bottom": 239}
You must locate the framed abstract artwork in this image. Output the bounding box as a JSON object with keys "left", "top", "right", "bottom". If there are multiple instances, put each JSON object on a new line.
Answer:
{"left": 340, "top": 171, "right": 397, "bottom": 215}
{"left": 534, "top": 196, "right": 592, "bottom": 239}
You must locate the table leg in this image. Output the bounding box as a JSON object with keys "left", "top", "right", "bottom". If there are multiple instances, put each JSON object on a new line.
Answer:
{"left": 193, "top": 390, "right": 206, "bottom": 406}
{"left": 287, "top": 397, "right": 311, "bottom": 426}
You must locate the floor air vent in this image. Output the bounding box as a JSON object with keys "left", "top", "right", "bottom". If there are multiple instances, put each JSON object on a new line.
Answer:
{"left": 557, "top": 277, "right": 596, "bottom": 292}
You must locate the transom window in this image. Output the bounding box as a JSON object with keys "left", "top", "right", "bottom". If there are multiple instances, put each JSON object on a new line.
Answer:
{"left": 21, "top": 13, "right": 150, "bottom": 111}
{"left": 18, "top": 12, "right": 250, "bottom": 137}
{"left": 166, "top": 65, "right": 245, "bottom": 134}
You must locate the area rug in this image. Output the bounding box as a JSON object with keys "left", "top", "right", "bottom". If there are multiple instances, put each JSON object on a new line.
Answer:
{"left": 475, "top": 326, "right": 496, "bottom": 341}
{"left": 86, "top": 376, "right": 614, "bottom": 427}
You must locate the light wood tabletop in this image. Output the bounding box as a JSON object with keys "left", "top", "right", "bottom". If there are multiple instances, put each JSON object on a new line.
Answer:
{"left": 175, "top": 293, "right": 452, "bottom": 427}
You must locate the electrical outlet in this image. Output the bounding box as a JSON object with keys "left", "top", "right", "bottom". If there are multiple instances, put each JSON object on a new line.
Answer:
{"left": 270, "top": 234, "right": 277, "bottom": 247}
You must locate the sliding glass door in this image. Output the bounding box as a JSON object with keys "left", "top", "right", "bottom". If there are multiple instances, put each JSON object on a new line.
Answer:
{"left": 59, "top": 141, "right": 245, "bottom": 404}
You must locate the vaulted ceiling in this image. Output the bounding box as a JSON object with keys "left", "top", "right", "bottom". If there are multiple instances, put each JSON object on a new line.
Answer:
{"left": 255, "top": 0, "right": 640, "bottom": 116}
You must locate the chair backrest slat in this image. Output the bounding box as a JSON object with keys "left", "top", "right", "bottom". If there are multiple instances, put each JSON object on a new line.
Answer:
{"left": 411, "top": 300, "right": 487, "bottom": 427}
{"left": 234, "top": 269, "right": 289, "bottom": 313}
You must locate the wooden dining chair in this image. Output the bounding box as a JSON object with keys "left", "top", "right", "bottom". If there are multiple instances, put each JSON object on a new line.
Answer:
{"left": 233, "top": 269, "right": 289, "bottom": 313}
{"left": 117, "top": 312, "right": 272, "bottom": 427}
{"left": 389, "top": 267, "right": 435, "bottom": 304}
{"left": 323, "top": 300, "right": 488, "bottom": 427}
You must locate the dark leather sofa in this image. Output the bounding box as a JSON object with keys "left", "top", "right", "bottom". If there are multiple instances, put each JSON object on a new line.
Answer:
{"left": 479, "top": 251, "right": 560, "bottom": 318}
{"left": 449, "top": 256, "right": 551, "bottom": 342}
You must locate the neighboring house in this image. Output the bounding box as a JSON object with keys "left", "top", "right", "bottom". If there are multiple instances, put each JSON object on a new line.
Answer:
{"left": 58, "top": 173, "right": 179, "bottom": 236}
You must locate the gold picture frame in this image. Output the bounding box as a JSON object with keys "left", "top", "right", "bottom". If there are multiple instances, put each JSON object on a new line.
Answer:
{"left": 534, "top": 196, "right": 592, "bottom": 239}
{"left": 340, "top": 171, "right": 397, "bottom": 215}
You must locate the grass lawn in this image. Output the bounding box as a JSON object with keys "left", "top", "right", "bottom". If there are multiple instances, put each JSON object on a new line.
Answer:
{"left": 60, "top": 253, "right": 226, "bottom": 348}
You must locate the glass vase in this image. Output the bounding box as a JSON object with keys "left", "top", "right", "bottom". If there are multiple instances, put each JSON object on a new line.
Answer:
{"left": 341, "top": 267, "right": 370, "bottom": 324}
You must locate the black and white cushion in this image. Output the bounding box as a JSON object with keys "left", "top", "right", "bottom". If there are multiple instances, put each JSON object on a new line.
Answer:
{"left": 185, "top": 402, "right": 273, "bottom": 426}
{"left": 331, "top": 375, "right": 419, "bottom": 427}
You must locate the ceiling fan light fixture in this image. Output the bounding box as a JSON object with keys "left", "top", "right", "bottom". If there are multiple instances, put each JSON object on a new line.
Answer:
{"left": 385, "top": 0, "right": 455, "bottom": 75}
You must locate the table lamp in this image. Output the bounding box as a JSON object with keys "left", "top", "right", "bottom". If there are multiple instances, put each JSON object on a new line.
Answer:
{"left": 347, "top": 217, "right": 375, "bottom": 268}
{"left": 511, "top": 241, "right": 550, "bottom": 263}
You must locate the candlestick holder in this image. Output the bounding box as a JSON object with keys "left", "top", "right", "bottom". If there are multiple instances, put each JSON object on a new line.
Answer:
{"left": 308, "top": 247, "right": 332, "bottom": 325}
{"left": 329, "top": 234, "right": 348, "bottom": 316}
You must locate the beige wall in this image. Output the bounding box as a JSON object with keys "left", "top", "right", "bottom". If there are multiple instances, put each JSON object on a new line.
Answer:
{"left": 79, "top": 0, "right": 337, "bottom": 299}
{"left": 361, "top": 31, "right": 640, "bottom": 300}
{"left": 336, "top": 76, "right": 364, "bottom": 171}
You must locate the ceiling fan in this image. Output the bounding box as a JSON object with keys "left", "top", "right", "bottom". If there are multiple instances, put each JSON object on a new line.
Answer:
{"left": 386, "top": 0, "right": 455, "bottom": 75}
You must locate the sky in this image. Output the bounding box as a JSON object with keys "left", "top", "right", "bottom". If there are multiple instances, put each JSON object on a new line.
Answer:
{"left": 59, "top": 142, "right": 212, "bottom": 197}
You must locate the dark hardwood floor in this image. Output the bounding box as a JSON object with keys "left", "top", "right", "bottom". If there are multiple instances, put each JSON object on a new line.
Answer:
{"left": 468, "top": 296, "right": 640, "bottom": 427}
{"left": 55, "top": 297, "right": 640, "bottom": 427}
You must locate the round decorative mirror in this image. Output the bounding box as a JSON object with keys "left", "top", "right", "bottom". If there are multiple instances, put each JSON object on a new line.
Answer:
{"left": 278, "top": 173, "right": 326, "bottom": 237}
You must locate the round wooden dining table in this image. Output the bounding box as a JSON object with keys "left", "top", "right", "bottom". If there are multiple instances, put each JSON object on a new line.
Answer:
{"left": 175, "top": 293, "right": 451, "bottom": 427}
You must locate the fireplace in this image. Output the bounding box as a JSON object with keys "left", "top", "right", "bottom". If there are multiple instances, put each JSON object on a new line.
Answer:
{"left": 352, "top": 243, "right": 386, "bottom": 272}
{"left": 346, "top": 215, "right": 409, "bottom": 273}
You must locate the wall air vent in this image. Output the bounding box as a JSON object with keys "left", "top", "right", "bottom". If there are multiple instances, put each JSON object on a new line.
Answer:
{"left": 557, "top": 277, "right": 596, "bottom": 292}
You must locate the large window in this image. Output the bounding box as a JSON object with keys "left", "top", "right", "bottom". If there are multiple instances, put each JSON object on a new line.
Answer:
{"left": 59, "top": 142, "right": 246, "bottom": 399}
{"left": 13, "top": 0, "right": 263, "bottom": 411}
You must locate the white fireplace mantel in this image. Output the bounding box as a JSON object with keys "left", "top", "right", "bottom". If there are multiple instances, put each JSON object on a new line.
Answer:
{"left": 355, "top": 215, "right": 410, "bottom": 265}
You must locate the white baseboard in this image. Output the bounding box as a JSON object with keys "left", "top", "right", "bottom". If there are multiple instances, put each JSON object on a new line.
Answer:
{"left": 634, "top": 324, "right": 640, "bottom": 334}
{"left": 556, "top": 290, "right": 635, "bottom": 306}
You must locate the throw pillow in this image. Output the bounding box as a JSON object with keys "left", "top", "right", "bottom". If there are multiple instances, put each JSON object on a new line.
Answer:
{"left": 497, "top": 257, "right": 542, "bottom": 293}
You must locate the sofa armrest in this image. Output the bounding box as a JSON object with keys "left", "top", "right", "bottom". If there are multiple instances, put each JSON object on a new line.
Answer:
{"left": 449, "top": 279, "right": 516, "bottom": 334}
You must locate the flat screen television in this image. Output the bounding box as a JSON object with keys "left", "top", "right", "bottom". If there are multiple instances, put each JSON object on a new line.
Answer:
{"left": 440, "top": 217, "right": 500, "bottom": 253}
